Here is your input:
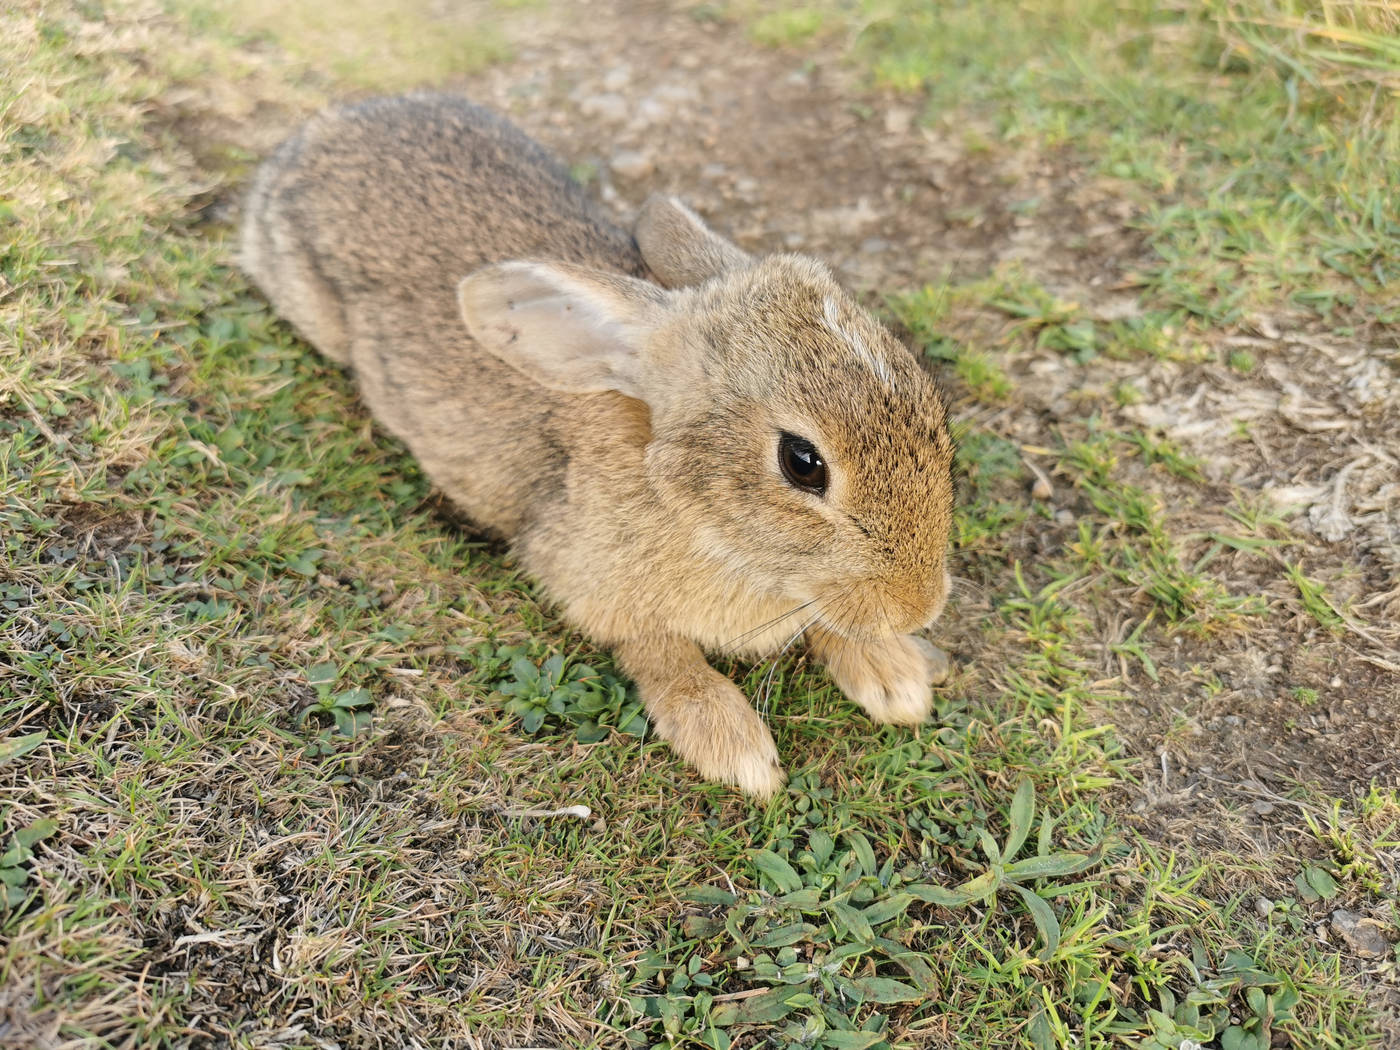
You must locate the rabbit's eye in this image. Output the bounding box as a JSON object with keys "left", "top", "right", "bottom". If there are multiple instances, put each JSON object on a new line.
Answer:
{"left": 778, "top": 432, "right": 828, "bottom": 496}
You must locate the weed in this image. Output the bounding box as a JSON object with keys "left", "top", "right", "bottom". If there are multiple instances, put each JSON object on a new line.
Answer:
{"left": 907, "top": 778, "right": 1106, "bottom": 959}
{"left": 492, "top": 649, "right": 646, "bottom": 742}
{"left": 954, "top": 350, "right": 1013, "bottom": 401}
{"left": 1228, "top": 348, "right": 1257, "bottom": 373}
{"left": 1285, "top": 563, "right": 1347, "bottom": 632}
{"left": 298, "top": 661, "right": 376, "bottom": 739}
{"left": 0, "top": 816, "right": 59, "bottom": 909}
{"left": 1305, "top": 804, "right": 1386, "bottom": 895}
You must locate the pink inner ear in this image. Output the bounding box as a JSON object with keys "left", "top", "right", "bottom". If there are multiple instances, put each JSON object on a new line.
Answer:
{"left": 457, "top": 263, "right": 655, "bottom": 400}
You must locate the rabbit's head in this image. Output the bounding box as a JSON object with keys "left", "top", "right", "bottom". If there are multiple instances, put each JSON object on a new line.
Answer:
{"left": 458, "top": 197, "right": 954, "bottom": 643}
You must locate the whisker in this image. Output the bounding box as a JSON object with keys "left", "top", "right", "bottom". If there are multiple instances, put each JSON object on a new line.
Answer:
{"left": 621, "top": 600, "right": 823, "bottom": 742}
{"left": 718, "top": 597, "right": 819, "bottom": 653}
{"left": 875, "top": 590, "right": 899, "bottom": 637}
{"left": 757, "top": 611, "right": 822, "bottom": 722}
{"left": 950, "top": 545, "right": 1005, "bottom": 558}
{"left": 821, "top": 589, "right": 864, "bottom": 645}
{"left": 948, "top": 574, "right": 982, "bottom": 599}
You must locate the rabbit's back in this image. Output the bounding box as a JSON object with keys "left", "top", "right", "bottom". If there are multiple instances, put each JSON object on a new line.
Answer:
{"left": 241, "top": 94, "right": 648, "bottom": 536}
{"left": 242, "top": 94, "right": 644, "bottom": 343}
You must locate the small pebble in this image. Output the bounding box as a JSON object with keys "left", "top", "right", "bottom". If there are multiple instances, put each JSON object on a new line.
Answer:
{"left": 1255, "top": 897, "right": 1274, "bottom": 918}
{"left": 578, "top": 92, "right": 628, "bottom": 123}
{"left": 1252, "top": 800, "right": 1276, "bottom": 816}
{"left": 1031, "top": 477, "right": 1054, "bottom": 501}
{"left": 884, "top": 106, "right": 913, "bottom": 135}
{"left": 610, "top": 149, "right": 654, "bottom": 180}
{"left": 633, "top": 98, "right": 667, "bottom": 126}
{"left": 1331, "top": 909, "right": 1391, "bottom": 958}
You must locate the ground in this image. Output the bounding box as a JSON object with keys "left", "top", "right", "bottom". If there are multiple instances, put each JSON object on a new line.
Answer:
{"left": 1, "top": 0, "right": 1397, "bottom": 1048}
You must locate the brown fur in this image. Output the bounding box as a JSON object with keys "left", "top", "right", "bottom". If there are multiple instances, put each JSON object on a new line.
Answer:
{"left": 241, "top": 93, "right": 956, "bottom": 798}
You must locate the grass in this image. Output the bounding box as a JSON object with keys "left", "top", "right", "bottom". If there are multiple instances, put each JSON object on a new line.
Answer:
{"left": 2, "top": 0, "right": 1398, "bottom": 1047}
{"left": 753, "top": 0, "right": 1398, "bottom": 328}
{"left": 178, "top": 0, "right": 514, "bottom": 89}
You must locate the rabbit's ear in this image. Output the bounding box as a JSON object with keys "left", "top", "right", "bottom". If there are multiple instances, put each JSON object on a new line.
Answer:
{"left": 458, "top": 261, "right": 670, "bottom": 401}
{"left": 635, "top": 194, "right": 752, "bottom": 289}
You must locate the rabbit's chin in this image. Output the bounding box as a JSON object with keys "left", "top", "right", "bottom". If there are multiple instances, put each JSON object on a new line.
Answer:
{"left": 810, "top": 618, "right": 928, "bottom": 646}
{"left": 809, "top": 580, "right": 949, "bottom": 643}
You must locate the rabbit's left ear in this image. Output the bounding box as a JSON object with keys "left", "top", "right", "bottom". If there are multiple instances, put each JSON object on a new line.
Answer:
{"left": 458, "top": 260, "right": 671, "bottom": 401}
{"left": 634, "top": 194, "right": 752, "bottom": 289}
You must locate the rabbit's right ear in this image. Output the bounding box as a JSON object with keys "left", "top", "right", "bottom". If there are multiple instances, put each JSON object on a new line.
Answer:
{"left": 634, "top": 194, "right": 752, "bottom": 289}
{"left": 458, "top": 261, "right": 670, "bottom": 401}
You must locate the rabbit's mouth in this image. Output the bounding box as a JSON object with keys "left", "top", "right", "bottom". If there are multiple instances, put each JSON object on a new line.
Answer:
{"left": 813, "top": 570, "right": 950, "bottom": 642}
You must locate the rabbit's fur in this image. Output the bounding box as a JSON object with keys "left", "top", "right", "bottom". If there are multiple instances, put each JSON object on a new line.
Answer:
{"left": 242, "top": 94, "right": 955, "bottom": 798}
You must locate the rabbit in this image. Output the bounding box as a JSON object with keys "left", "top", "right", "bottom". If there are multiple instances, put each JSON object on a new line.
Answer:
{"left": 240, "top": 93, "right": 956, "bottom": 799}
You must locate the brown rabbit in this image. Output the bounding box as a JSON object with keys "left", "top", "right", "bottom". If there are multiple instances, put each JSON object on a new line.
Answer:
{"left": 241, "top": 94, "right": 955, "bottom": 798}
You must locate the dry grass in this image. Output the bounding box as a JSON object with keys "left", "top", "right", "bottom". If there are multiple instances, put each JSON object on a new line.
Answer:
{"left": 1208, "top": 0, "right": 1400, "bottom": 90}
{"left": 0, "top": 4, "right": 680, "bottom": 1045}
{"left": 178, "top": 0, "right": 513, "bottom": 90}
{"left": 2, "top": 0, "right": 1397, "bottom": 1047}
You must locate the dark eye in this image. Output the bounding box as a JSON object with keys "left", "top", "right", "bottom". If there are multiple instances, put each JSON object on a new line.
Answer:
{"left": 778, "top": 432, "right": 828, "bottom": 496}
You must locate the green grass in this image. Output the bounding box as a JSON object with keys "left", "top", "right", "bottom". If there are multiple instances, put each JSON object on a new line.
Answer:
{"left": 850, "top": 0, "right": 1397, "bottom": 322}
{"left": 751, "top": 0, "right": 1398, "bottom": 351}
{"left": 176, "top": 0, "right": 514, "bottom": 89}
{"left": 750, "top": 7, "right": 833, "bottom": 48}
{"left": 2, "top": 0, "right": 1397, "bottom": 1047}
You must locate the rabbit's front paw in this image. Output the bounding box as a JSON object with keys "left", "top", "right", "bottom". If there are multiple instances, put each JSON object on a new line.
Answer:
{"left": 819, "top": 633, "right": 949, "bottom": 726}
{"left": 651, "top": 676, "right": 786, "bottom": 799}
